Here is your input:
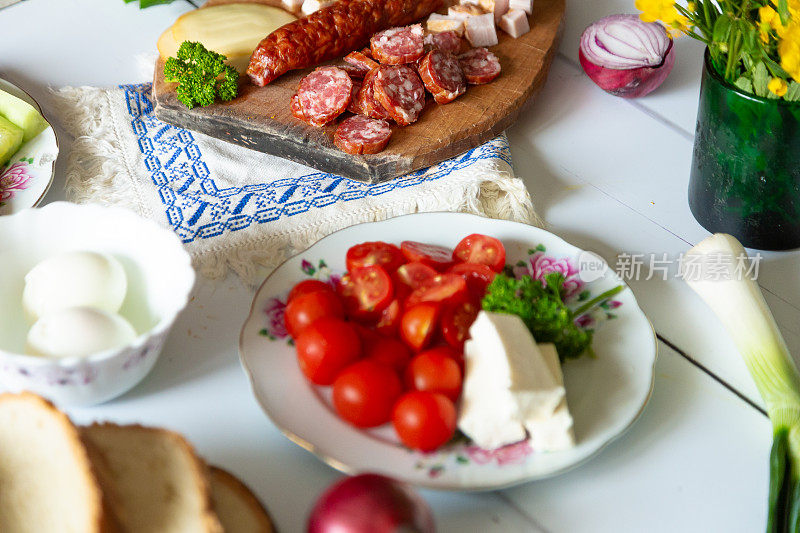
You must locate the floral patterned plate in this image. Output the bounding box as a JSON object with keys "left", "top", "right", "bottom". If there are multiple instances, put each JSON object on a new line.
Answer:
{"left": 239, "top": 213, "right": 657, "bottom": 491}
{"left": 0, "top": 78, "right": 58, "bottom": 215}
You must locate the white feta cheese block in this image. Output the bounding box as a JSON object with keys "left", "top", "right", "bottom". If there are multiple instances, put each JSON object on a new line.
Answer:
{"left": 458, "top": 311, "right": 565, "bottom": 450}
{"left": 525, "top": 343, "right": 576, "bottom": 452}
{"left": 508, "top": 0, "right": 533, "bottom": 14}
{"left": 499, "top": 9, "right": 530, "bottom": 38}
{"left": 427, "top": 14, "right": 466, "bottom": 36}
{"left": 282, "top": 0, "right": 304, "bottom": 11}
{"left": 301, "top": 0, "right": 333, "bottom": 15}
{"left": 478, "top": 0, "right": 509, "bottom": 23}
{"left": 465, "top": 13, "right": 498, "bottom": 47}
{"left": 448, "top": 4, "right": 487, "bottom": 21}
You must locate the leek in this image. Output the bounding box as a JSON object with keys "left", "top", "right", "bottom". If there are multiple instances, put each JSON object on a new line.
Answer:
{"left": 683, "top": 233, "right": 800, "bottom": 533}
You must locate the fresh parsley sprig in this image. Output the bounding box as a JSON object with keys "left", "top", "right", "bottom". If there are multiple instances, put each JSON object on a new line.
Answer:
{"left": 164, "top": 41, "right": 239, "bottom": 109}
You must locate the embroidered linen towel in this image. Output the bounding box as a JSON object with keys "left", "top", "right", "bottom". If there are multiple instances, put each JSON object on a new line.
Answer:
{"left": 52, "top": 83, "right": 538, "bottom": 283}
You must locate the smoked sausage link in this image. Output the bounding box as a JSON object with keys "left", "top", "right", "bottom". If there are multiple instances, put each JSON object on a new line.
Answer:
{"left": 247, "top": 0, "right": 443, "bottom": 86}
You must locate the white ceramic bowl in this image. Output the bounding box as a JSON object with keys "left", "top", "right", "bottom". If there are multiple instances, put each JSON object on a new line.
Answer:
{"left": 0, "top": 202, "right": 195, "bottom": 405}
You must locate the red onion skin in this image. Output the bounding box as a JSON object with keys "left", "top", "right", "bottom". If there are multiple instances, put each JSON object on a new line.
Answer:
{"left": 579, "top": 40, "right": 675, "bottom": 98}
{"left": 307, "top": 474, "right": 436, "bottom": 533}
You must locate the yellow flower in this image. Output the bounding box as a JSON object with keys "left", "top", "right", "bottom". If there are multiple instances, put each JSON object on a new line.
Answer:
{"left": 768, "top": 77, "right": 789, "bottom": 96}
{"left": 687, "top": 1, "right": 696, "bottom": 12}
{"left": 636, "top": 0, "right": 690, "bottom": 32}
{"left": 779, "top": 22, "right": 800, "bottom": 83}
{"left": 760, "top": 5, "right": 787, "bottom": 36}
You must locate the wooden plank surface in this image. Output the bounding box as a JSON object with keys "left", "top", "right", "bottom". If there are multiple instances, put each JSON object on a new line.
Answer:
{"left": 153, "top": 0, "right": 565, "bottom": 182}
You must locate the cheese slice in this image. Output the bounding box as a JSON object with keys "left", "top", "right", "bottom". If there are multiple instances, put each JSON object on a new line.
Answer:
{"left": 525, "top": 343, "right": 575, "bottom": 452}
{"left": 458, "top": 311, "right": 565, "bottom": 450}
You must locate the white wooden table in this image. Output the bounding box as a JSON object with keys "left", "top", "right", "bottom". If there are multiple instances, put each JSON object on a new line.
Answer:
{"left": 0, "top": 0, "right": 782, "bottom": 530}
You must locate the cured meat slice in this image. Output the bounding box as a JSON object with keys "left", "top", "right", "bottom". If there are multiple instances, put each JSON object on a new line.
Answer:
{"left": 345, "top": 50, "right": 380, "bottom": 73}
{"left": 373, "top": 64, "right": 426, "bottom": 125}
{"left": 334, "top": 115, "right": 393, "bottom": 154}
{"left": 340, "top": 63, "right": 369, "bottom": 78}
{"left": 458, "top": 47, "right": 501, "bottom": 84}
{"left": 424, "top": 30, "right": 464, "bottom": 55}
{"left": 355, "top": 69, "right": 391, "bottom": 120}
{"left": 371, "top": 24, "right": 425, "bottom": 65}
{"left": 347, "top": 79, "right": 363, "bottom": 114}
{"left": 418, "top": 50, "right": 466, "bottom": 104}
{"left": 247, "top": 0, "right": 443, "bottom": 85}
{"left": 293, "top": 66, "right": 353, "bottom": 126}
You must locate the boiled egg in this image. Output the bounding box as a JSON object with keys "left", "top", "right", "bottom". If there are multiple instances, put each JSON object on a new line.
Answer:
{"left": 26, "top": 307, "right": 137, "bottom": 359}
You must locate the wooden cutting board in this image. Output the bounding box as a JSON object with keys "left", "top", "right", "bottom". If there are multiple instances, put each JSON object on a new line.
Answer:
{"left": 152, "top": 0, "right": 565, "bottom": 183}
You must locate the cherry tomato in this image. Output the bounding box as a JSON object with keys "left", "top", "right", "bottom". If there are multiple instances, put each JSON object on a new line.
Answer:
{"left": 337, "top": 265, "right": 394, "bottom": 319}
{"left": 440, "top": 300, "right": 480, "bottom": 350}
{"left": 351, "top": 323, "right": 382, "bottom": 352}
{"left": 400, "top": 241, "right": 454, "bottom": 271}
{"left": 346, "top": 242, "right": 405, "bottom": 273}
{"left": 392, "top": 391, "right": 457, "bottom": 451}
{"left": 333, "top": 360, "right": 403, "bottom": 427}
{"left": 395, "top": 262, "right": 438, "bottom": 290}
{"left": 375, "top": 299, "right": 402, "bottom": 337}
{"left": 405, "top": 350, "right": 462, "bottom": 401}
{"left": 453, "top": 234, "right": 506, "bottom": 272}
{"left": 284, "top": 290, "right": 344, "bottom": 338}
{"left": 287, "top": 279, "right": 334, "bottom": 303}
{"left": 295, "top": 318, "right": 362, "bottom": 385}
{"left": 405, "top": 274, "right": 468, "bottom": 307}
{"left": 399, "top": 302, "right": 441, "bottom": 352}
{"left": 421, "top": 345, "right": 464, "bottom": 369}
{"left": 447, "top": 263, "right": 496, "bottom": 300}
{"left": 365, "top": 336, "right": 412, "bottom": 373}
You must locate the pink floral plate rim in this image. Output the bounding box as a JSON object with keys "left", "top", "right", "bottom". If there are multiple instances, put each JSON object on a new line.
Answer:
{"left": 238, "top": 212, "right": 657, "bottom": 491}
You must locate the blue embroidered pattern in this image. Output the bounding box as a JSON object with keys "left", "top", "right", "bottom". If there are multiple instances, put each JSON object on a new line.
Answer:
{"left": 121, "top": 83, "right": 511, "bottom": 244}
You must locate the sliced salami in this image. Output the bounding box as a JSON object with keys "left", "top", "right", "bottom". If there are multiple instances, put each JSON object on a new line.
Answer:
{"left": 334, "top": 115, "right": 393, "bottom": 154}
{"left": 340, "top": 63, "right": 368, "bottom": 78}
{"left": 371, "top": 24, "right": 425, "bottom": 65}
{"left": 294, "top": 66, "right": 353, "bottom": 126}
{"left": 355, "top": 69, "right": 391, "bottom": 120}
{"left": 374, "top": 64, "right": 426, "bottom": 126}
{"left": 345, "top": 50, "right": 379, "bottom": 73}
{"left": 291, "top": 93, "right": 305, "bottom": 121}
{"left": 424, "top": 30, "right": 463, "bottom": 55}
{"left": 347, "top": 79, "right": 363, "bottom": 114}
{"left": 457, "top": 47, "right": 501, "bottom": 85}
{"left": 418, "top": 50, "right": 466, "bottom": 104}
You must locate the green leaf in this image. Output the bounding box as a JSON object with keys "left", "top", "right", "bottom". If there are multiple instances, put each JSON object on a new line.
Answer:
{"left": 785, "top": 82, "right": 800, "bottom": 102}
{"left": 713, "top": 14, "right": 733, "bottom": 44}
{"left": 138, "top": 0, "right": 176, "bottom": 7}
{"left": 753, "top": 62, "right": 770, "bottom": 98}
{"left": 735, "top": 76, "right": 754, "bottom": 94}
{"left": 778, "top": 0, "right": 790, "bottom": 25}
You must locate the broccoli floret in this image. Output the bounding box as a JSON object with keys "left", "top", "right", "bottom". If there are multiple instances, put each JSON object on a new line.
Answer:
{"left": 163, "top": 41, "right": 239, "bottom": 109}
{"left": 481, "top": 272, "right": 593, "bottom": 361}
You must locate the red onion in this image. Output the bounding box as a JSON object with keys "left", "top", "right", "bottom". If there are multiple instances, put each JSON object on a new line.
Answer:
{"left": 307, "top": 473, "right": 436, "bottom": 533}
{"left": 579, "top": 14, "right": 675, "bottom": 98}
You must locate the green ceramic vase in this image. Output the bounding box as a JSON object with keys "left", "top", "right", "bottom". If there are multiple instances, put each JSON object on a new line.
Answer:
{"left": 689, "top": 50, "right": 800, "bottom": 250}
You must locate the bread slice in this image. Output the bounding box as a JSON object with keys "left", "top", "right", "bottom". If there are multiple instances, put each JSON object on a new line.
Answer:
{"left": 81, "top": 423, "right": 223, "bottom": 533}
{"left": 209, "top": 466, "right": 275, "bottom": 533}
{"left": 0, "top": 392, "right": 113, "bottom": 533}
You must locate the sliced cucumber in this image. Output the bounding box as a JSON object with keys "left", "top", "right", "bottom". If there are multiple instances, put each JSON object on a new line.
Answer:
{"left": 0, "top": 88, "right": 47, "bottom": 142}
{"left": 0, "top": 115, "right": 23, "bottom": 167}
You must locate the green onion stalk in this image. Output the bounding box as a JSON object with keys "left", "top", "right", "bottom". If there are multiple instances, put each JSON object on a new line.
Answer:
{"left": 683, "top": 233, "right": 800, "bottom": 533}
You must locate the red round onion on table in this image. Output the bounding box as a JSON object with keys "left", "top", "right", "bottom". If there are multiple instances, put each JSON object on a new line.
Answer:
{"left": 579, "top": 14, "right": 675, "bottom": 98}
{"left": 307, "top": 473, "right": 435, "bottom": 533}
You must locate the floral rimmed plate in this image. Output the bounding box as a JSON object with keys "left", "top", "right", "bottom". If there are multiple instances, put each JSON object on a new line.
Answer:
{"left": 0, "top": 78, "right": 58, "bottom": 215}
{"left": 239, "top": 213, "right": 657, "bottom": 491}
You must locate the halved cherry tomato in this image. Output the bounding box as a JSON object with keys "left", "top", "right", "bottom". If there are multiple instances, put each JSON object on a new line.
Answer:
{"left": 375, "top": 298, "right": 402, "bottom": 337}
{"left": 405, "top": 274, "right": 468, "bottom": 307}
{"left": 395, "top": 262, "right": 438, "bottom": 290}
{"left": 399, "top": 302, "right": 441, "bottom": 352}
{"left": 337, "top": 265, "right": 394, "bottom": 319}
{"left": 453, "top": 234, "right": 506, "bottom": 272}
{"left": 287, "top": 279, "right": 334, "bottom": 303}
{"left": 400, "top": 241, "right": 454, "bottom": 271}
{"left": 333, "top": 360, "right": 403, "bottom": 427}
{"left": 295, "top": 318, "right": 361, "bottom": 385}
{"left": 440, "top": 300, "right": 480, "bottom": 350}
{"left": 447, "top": 263, "right": 496, "bottom": 300}
{"left": 284, "top": 290, "right": 344, "bottom": 338}
{"left": 405, "top": 350, "right": 462, "bottom": 401}
{"left": 346, "top": 242, "right": 405, "bottom": 273}
{"left": 365, "top": 336, "right": 412, "bottom": 373}
{"left": 392, "top": 391, "right": 457, "bottom": 451}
